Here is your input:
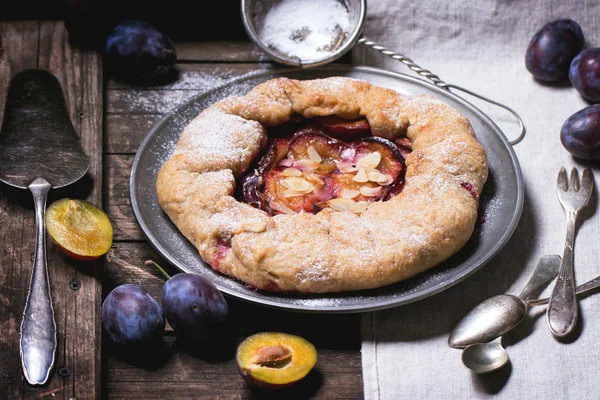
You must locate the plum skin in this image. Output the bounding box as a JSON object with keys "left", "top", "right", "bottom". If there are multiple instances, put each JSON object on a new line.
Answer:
{"left": 560, "top": 104, "right": 600, "bottom": 160}
{"left": 104, "top": 20, "right": 176, "bottom": 80}
{"left": 161, "top": 274, "right": 229, "bottom": 341}
{"left": 525, "top": 19, "right": 584, "bottom": 82}
{"left": 569, "top": 48, "right": 600, "bottom": 102}
{"left": 102, "top": 284, "right": 165, "bottom": 345}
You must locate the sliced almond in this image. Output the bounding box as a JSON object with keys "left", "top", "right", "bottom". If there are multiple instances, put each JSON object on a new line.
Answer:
{"left": 295, "top": 159, "right": 320, "bottom": 171}
{"left": 367, "top": 169, "right": 387, "bottom": 183}
{"left": 282, "top": 177, "right": 313, "bottom": 192}
{"left": 282, "top": 167, "right": 303, "bottom": 177}
{"left": 270, "top": 201, "right": 296, "bottom": 214}
{"left": 360, "top": 185, "right": 382, "bottom": 197}
{"left": 336, "top": 162, "right": 359, "bottom": 173}
{"left": 307, "top": 145, "right": 323, "bottom": 163}
{"left": 327, "top": 198, "right": 356, "bottom": 212}
{"left": 378, "top": 174, "right": 395, "bottom": 186}
{"left": 356, "top": 152, "right": 381, "bottom": 169}
{"left": 340, "top": 189, "right": 360, "bottom": 199}
{"left": 284, "top": 189, "right": 305, "bottom": 198}
{"left": 408, "top": 115, "right": 417, "bottom": 125}
{"left": 351, "top": 201, "right": 368, "bottom": 214}
{"left": 303, "top": 172, "right": 324, "bottom": 186}
{"left": 353, "top": 168, "right": 369, "bottom": 183}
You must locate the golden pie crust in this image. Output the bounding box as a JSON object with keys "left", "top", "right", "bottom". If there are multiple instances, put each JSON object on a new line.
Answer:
{"left": 156, "top": 77, "right": 488, "bottom": 293}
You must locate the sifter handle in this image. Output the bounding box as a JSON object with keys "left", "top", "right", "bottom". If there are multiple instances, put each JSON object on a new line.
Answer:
{"left": 358, "top": 36, "right": 526, "bottom": 145}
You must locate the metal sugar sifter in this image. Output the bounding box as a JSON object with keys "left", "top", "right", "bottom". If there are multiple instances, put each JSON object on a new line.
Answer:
{"left": 241, "top": 0, "right": 525, "bottom": 144}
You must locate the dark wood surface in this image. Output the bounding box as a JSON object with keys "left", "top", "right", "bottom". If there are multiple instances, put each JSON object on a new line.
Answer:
{"left": 0, "top": 20, "right": 363, "bottom": 399}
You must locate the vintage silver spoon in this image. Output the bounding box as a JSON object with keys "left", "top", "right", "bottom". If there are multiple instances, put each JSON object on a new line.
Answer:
{"left": 461, "top": 276, "right": 600, "bottom": 373}
{"left": 451, "top": 266, "right": 600, "bottom": 350}
{"left": 462, "top": 339, "right": 509, "bottom": 374}
{"left": 449, "top": 255, "right": 562, "bottom": 349}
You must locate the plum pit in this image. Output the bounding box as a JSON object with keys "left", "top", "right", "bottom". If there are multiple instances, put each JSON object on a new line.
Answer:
{"left": 236, "top": 332, "right": 317, "bottom": 387}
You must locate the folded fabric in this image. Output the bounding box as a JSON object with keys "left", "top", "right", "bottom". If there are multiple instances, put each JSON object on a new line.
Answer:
{"left": 355, "top": 1, "right": 600, "bottom": 398}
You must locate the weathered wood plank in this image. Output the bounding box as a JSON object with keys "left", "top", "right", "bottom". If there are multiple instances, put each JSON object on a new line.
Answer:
{"left": 105, "top": 64, "right": 291, "bottom": 114}
{"left": 107, "top": 89, "right": 199, "bottom": 115}
{"left": 107, "top": 63, "right": 270, "bottom": 90}
{"left": 106, "top": 373, "right": 362, "bottom": 400}
{"left": 104, "top": 154, "right": 145, "bottom": 241}
{"left": 105, "top": 114, "right": 162, "bottom": 154}
{"left": 0, "top": 21, "right": 41, "bottom": 400}
{"left": 0, "top": 21, "right": 103, "bottom": 399}
{"left": 70, "top": 42, "right": 104, "bottom": 400}
{"left": 106, "top": 372, "right": 361, "bottom": 400}
{"left": 104, "top": 242, "right": 362, "bottom": 399}
{"left": 174, "top": 42, "right": 270, "bottom": 63}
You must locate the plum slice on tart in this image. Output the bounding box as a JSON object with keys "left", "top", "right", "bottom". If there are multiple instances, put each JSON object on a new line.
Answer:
{"left": 240, "top": 116, "right": 409, "bottom": 216}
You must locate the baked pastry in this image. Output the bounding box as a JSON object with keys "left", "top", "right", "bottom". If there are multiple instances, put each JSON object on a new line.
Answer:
{"left": 156, "top": 77, "right": 488, "bottom": 293}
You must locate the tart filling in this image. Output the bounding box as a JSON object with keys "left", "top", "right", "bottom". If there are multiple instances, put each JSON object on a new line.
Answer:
{"left": 240, "top": 116, "right": 411, "bottom": 215}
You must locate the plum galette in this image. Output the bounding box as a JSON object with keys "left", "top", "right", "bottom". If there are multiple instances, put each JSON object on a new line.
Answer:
{"left": 156, "top": 77, "right": 488, "bottom": 293}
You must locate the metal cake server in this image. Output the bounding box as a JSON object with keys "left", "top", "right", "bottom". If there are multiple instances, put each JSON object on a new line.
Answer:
{"left": 0, "top": 70, "right": 89, "bottom": 385}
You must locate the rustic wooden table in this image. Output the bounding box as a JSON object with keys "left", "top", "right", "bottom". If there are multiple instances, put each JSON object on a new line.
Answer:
{"left": 0, "top": 20, "right": 363, "bottom": 399}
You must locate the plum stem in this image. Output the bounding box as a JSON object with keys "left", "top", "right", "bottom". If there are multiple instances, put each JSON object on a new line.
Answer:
{"left": 145, "top": 259, "right": 171, "bottom": 280}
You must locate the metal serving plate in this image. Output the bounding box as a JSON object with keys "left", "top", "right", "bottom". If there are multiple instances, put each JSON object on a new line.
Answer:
{"left": 130, "top": 65, "right": 523, "bottom": 313}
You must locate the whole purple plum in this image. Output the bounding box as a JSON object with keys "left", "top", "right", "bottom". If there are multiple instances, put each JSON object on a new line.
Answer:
{"left": 569, "top": 48, "right": 600, "bottom": 102}
{"left": 560, "top": 104, "right": 600, "bottom": 159}
{"left": 161, "top": 274, "right": 229, "bottom": 341}
{"left": 525, "top": 19, "right": 584, "bottom": 82}
{"left": 102, "top": 284, "right": 165, "bottom": 345}
{"left": 105, "top": 20, "right": 176, "bottom": 81}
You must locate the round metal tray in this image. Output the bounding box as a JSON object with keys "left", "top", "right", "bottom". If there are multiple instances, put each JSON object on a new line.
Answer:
{"left": 130, "top": 65, "right": 523, "bottom": 313}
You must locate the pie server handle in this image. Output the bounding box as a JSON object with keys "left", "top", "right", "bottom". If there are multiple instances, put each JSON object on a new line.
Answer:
{"left": 20, "top": 178, "right": 57, "bottom": 385}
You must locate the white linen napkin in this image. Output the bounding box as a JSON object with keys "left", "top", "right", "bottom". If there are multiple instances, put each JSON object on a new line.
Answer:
{"left": 355, "top": 1, "right": 600, "bottom": 398}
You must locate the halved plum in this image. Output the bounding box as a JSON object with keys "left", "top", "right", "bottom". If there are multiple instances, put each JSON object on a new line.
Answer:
{"left": 325, "top": 138, "right": 405, "bottom": 203}
{"left": 356, "top": 137, "right": 404, "bottom": 178}
{"left": 325, "top": 171, "right": 383, "bottom": 203}
{"left": 394, "top": 137, "right": 412, "bottom": 159}
{"left": 288, "top": 132, "right": 353, "bottom": 174}
{"left": 258, "top": 138, "right": 291, "bottom": 173}
{"left": 46, "top": 198, "right": 113, "bottom": 260}
{"left": 241, "top": 172, "right": 263, "bottom": 210}
{"left": 264, "top": 135, "right": 405, "bottom": 212}
{"left": 314, "top": 115, "right": 370, "bottom": 139}
{"left": 263, "top": 167, "right": 333, "bottom": 213}
{"left": 241, "top": 122, "right": 408, "bottom": 215}
{"left": 236, "top": 332, "right": 317, "bottom": 388}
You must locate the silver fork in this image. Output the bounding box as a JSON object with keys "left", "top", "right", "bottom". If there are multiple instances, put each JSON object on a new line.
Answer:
{"left": 547, "top": 167, "right": 594, "bottom": 337}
